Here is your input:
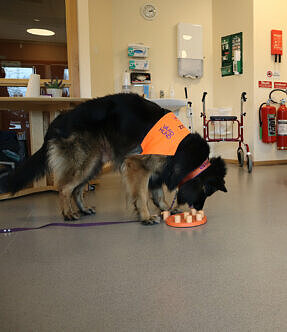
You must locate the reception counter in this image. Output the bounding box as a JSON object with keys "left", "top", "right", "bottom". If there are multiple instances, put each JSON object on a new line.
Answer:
{"left": 0, "top": 97, "right": 89, "bottom": 200}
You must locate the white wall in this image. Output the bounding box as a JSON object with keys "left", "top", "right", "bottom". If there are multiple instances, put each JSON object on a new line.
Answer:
{"left": 111, "top": 0, "right": 214, "bottom": 132}
{"left": 77, "top": 0, "right": 91, "bottom": 97}
{"left": 77, "top": 0, "right": 287, "bottom": 162}
{"left": 212, "top": 0, "right": 254, "bottom": 160}
{"left": 77, "top": 0, "right": 114, "bottom": 98}
{"left": 253, "top": 0, "right": 287, "bottom": 161}
{"left": 88, "top": 0, "right": 114, "bottom": 97}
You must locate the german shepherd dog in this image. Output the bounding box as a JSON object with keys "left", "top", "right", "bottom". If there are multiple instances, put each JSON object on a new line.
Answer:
{"left": 2, "top": 93, "right": 227, "bottom": 224}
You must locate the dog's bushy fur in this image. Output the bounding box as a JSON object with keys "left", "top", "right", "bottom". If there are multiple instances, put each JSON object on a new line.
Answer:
{"left": 1, "top": 93, "right": 227, "bottom": 224}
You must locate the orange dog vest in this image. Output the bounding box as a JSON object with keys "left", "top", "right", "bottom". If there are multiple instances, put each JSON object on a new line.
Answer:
{"left": 141, "top": 112, "right": 190, "bottom": 155}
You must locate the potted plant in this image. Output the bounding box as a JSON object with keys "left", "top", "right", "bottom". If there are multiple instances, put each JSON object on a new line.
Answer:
{"left": 44, "top": 79, "right": 65, "bottom": 97}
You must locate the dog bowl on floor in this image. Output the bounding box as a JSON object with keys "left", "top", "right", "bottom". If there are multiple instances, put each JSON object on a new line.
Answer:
{"left": 165, "top": 212, "right": 207, "bottom": 228}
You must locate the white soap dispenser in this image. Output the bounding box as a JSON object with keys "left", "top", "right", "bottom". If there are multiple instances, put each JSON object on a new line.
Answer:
{"left": 122, "top": 70, "right": 131, "bottom": 93}
{"left": 169, "top": 85, "right": 175, "bottom": 98}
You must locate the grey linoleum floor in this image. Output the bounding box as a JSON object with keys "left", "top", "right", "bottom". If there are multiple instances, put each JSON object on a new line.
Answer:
{"left": 1, "top": 164, "right": 287, "bottom": 331}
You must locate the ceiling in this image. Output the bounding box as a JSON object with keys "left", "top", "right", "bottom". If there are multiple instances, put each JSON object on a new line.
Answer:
{"left": 0, "top": 0, "right": 66, "bottom": 43}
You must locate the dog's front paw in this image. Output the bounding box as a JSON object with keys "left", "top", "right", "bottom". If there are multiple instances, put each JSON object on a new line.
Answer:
{"left": 142, "top": 215, "right": 161, "bottom": 225}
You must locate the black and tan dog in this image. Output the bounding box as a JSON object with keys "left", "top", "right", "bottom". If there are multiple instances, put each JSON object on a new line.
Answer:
{"left": 1, "top": 93, "right": 227, "bottom": 224}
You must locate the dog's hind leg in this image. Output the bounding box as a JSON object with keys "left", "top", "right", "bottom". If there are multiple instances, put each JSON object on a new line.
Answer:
{"left": 59, "top": 158, "right": 103, "bottom": 220}
{"left": 73, "top": 182, "right": 96, "bottom": 215}
{"left": 58, "top": 180, "right": 82, "bottom": 221}
{"left": 59, "top": 176, "right": 96, "bottom": 221}
{"left": 72, "top": 157, "right": 104, "bottom": 215}
{"left": 49, "top": 135, "right": 107, "bottom": 220}
{"left": 53, "top": 155, "right": 103, "bottom": 220}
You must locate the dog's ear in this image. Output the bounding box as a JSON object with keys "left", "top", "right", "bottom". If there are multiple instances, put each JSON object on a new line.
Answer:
{"left": 210, "top": 156, "right": 227, "bottom": 178}
{"left": 163, "top": 160, "right": 185, "bottom": 190}
{"left": 218, "top": 182, "right": 227, "bottom": 192}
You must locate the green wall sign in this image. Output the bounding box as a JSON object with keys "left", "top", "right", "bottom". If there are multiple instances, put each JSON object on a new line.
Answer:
{"left": 221, "top": 32, "right": 243, "bottom": 77}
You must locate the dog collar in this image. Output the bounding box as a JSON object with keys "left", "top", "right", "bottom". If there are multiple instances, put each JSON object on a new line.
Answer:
{"left": 178, "top": 159, "right": 211, "bottom": 188}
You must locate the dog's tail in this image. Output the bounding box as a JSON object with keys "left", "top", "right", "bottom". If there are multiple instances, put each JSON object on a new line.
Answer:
{"left": 0, "top": 142, "right": 48, "bottom": 194}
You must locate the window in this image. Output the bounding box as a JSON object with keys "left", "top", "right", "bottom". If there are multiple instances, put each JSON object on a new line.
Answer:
{"left": 3, "top": 66, "right": 34, "bottom": 97}
{"left": 0, "top": 0, "right": 79, "bottom": 97}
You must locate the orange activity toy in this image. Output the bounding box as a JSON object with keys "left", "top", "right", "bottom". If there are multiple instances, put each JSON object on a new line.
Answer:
{"left": 165, "top": 212, "right": 207, "bottom": 228}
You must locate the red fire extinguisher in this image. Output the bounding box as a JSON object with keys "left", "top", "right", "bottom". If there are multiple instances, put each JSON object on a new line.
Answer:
{"left": 277, "top": 99, "right": 287, "bottom": 150}
{"left": 259, "top": 99, "right": 277, "bottom": 143}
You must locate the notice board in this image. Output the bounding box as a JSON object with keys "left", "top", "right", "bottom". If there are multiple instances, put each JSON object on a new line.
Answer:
{"left": 221, "top": 32, "right": 243, "bottom": 77}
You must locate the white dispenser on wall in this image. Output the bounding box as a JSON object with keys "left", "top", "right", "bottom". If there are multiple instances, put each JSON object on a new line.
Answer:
{"left": 122, "top": 70, "right": 131, "bottom": 93}
{"left": 177, "top": 23, "right": 203, "bottom": 79}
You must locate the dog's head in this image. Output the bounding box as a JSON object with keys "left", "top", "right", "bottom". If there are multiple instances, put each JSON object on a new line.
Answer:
{"left": 177, "top": 157, "right": 227, "bottom": 210}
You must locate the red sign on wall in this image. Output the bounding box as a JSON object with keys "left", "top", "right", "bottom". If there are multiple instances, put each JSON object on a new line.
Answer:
{"left": 258, "top": 81, "right": 272, "bottom": 88}
{"left": 274, "top": 82, "right": 287, "bottom": 89}
{"left": 271, "top": 30, "right": 283, "bottom": 55}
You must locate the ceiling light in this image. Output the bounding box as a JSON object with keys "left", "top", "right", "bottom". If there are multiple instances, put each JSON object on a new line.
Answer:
{"left": 33, "top": 18, "right": 40, "bottom": 22}
{"left": 26, "top": 28, "right": 55, "bottom": 36}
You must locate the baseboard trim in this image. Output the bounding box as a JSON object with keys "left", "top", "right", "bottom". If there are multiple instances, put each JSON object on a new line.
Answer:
{"left": 224, "top": 159, "right": 287, "bottom": 166}
{"left": 0, "top": 163, "right": 113, "bottom": 201}
{"left": 224, "top": 159, "right": 239, "bottom": 164}
{"left": 0, "top": 186, "right": 57, "bottom": 201}
{"left": 254, "top": 160, "right": 287, "bottom": 166}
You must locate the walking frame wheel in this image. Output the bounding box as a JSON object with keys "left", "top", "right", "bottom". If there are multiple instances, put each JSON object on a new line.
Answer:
{"left": 247, "top": 153, "right": 253, "bottom": 173}
{"left": 237, "top": 146, "right": 253, "bottom": 173}
{"left": 237, "top": 147, "right": 244, "bottom": 167}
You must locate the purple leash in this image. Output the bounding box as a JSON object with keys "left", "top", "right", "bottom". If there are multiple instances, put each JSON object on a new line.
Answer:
{"left": 169, "top": 190, "right": 178, "bottom": 210}
{"left": 0, "top": 220, "right": 140, "bottom": 234}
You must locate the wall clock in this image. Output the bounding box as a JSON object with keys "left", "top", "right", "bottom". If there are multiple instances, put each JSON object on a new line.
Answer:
{"left": 140, "top": 3, "right": 157, "bottom": 20}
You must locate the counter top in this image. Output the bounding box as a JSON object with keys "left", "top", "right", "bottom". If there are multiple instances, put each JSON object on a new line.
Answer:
{"left": 0, "top": 97, "right": 90, "bottom": 111}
